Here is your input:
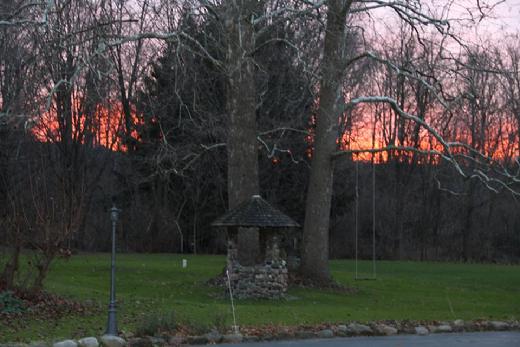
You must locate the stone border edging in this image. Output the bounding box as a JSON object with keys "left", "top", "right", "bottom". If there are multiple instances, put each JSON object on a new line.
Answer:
{"left": 1, "top": 320, "right": 518, "bottom": 347}
{"left": 127, "top": 319, "right": 519, "bottom": 346}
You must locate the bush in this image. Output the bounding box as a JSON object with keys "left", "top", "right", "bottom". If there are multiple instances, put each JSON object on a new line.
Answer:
{"left": 0, "top": 290, "right": 26, "bottom": 314}
{"left": 211, "top": 311, "right": 229, "bottom": 333}
{"left": 181, "top": 318, "right": 210, "bottom": 336}
{"left": 135, "top": 310, "right": 177, "bottom": 336}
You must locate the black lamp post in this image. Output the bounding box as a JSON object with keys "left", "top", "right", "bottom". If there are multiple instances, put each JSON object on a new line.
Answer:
{"left": 106, "top": 204, "right": 120, "bottom": 336}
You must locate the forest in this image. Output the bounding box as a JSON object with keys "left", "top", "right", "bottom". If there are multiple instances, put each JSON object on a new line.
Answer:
{"left": 1, "top": 0, "right": 520, "bottom": 290}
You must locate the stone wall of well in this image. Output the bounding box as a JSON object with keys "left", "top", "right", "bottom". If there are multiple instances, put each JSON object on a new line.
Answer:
{"left": 227, "top": 261, "right": 288, "bottom": 299}
{"left": 226, "top": 232, "right": 288, "bottom": 299}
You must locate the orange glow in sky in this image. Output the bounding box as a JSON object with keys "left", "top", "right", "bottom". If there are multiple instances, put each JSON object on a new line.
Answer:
{"left": 33, "top": 98, "right": 517, "bottom": 165}
{"left": 32, "top": 97, "right": 141, "bottom": 152}
{"left": 338, "top": 104, "right": 518, "bottom": 164}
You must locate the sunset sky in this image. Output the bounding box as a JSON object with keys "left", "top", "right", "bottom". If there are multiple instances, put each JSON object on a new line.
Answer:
{"left": 453, "top": 0, "right": 520, "bottom": 41}
{"left": 482, "top": 0, "right": 520, "bottom": 33}
{"left": 29, "top": 0, "right": 520, "bottom": 160}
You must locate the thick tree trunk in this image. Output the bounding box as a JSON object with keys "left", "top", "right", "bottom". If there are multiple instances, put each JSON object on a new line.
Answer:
{"left": 224, "top": 0, "right": 261, "bottom": 265}
{"left": 300, "top": 0, "right": 351, "bottom": 283}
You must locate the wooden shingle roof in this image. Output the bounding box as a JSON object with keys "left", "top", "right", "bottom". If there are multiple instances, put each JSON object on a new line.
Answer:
{"left": 212, "top": 195, "right": 300, "bottom": 228}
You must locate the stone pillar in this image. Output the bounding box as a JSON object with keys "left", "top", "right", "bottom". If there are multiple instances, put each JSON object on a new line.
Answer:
{"left": 226, "top": 228, "right": 239, "bottom": 268}
{"left": 265, "top": 232, "right": 281, "bottom": 263}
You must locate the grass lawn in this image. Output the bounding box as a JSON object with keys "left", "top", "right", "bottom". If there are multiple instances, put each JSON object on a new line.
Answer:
{"left": 1, "top": 253, "right": 519, "bottom": 342}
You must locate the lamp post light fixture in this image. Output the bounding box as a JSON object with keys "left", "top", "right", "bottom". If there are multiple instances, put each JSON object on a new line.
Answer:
{"left": 106, "top": 204, "right": 121, "bottom": 336}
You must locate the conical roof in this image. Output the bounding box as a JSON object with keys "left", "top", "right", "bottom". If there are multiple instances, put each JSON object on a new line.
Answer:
{"left": 212, "top": 195, "right": 300, "bottom": 228}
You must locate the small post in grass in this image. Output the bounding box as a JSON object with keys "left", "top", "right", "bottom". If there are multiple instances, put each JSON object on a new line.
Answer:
{"left": 106, "top": 203, "right": 121, "bottom": 336}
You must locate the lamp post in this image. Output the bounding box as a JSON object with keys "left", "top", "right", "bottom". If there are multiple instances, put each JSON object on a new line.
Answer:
{"left": 106, "top": 204, "right": 121, "bottom": 336}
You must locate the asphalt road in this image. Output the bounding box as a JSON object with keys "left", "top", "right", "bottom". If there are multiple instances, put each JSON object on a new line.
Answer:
{"left": 216, "top": 332, "right": 520, "bottom": 347}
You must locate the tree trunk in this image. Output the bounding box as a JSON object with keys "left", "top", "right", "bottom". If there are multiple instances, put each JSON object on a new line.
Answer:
{"left": 300, "top": 0, "right": 351, "bottom": 283}
{"left": 32, "top": 254, "right": 53, "bottom": 291}
{"left": 461, "top": 181, "right": 476, "bottom": 262}
{"left": 0, "top": 245, "right": 20, "bottom": 289}
{"left": 393, "top": 162, "right": 404, "bottom": 259}
{"left": 224, "top": 0, "right": 261, "bottom": 265}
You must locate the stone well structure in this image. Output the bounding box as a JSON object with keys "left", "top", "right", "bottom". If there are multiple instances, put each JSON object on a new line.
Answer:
{"left": 212, "top": 195, "right": 299, "bottom": 299}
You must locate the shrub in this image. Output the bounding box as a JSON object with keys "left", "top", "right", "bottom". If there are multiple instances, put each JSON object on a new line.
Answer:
{"left": 181, "top": 318, "right": 210, "bottom": 336}
{"left": 211, "top": 311, "right": 229, "bottom": 333}
{"left": 0, "top": 290, "right": 26, "bottom": 314}
{"left": 135, "top": 310, "right": 177, "bottom": 336}
{"left": 176, "top": 311, "right": 229, "bottom": 335}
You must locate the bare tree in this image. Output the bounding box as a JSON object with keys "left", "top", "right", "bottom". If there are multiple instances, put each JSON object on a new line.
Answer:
{"left": 299, "top": 0, "right": 517, "bottom": 282}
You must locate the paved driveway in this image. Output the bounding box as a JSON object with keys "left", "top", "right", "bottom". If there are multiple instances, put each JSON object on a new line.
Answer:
{"left": 215, "top": 332, "right": 520, "bottom": 347}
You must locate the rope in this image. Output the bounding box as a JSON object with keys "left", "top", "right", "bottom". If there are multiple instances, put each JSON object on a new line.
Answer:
{"left": 370, "top": 113, "right": 377, "bottom": 280}
{"left": 226, "top": 269, "right": 239, "bottom": 333}
{"left": 372, "top": 155, "right": 377, "bottom": 279}
{"left": 354, "top": 157, "right": 377, "bottom": 280}
{"left": 355, "top": 158, "right": 359, "bottom": 280}
{"left": 354, "top": 117, "right": 378, "bottom": 280}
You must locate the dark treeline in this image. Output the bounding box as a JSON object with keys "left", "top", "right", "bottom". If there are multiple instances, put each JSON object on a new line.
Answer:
{"left": 2, "top": 0, "right": 520, "bottom": 290}
{"left": 3, "top": 128, "right": 520, "bottom": 264}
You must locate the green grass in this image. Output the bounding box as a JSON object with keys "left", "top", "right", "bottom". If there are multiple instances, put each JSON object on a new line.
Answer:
{"left": 1, "top": 253, "right": 519, "bottom": 342}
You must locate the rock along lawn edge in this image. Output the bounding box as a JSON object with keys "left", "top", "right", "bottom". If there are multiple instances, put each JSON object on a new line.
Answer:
{"left": 1, "top": 319, "right": 519, "bottom": 347}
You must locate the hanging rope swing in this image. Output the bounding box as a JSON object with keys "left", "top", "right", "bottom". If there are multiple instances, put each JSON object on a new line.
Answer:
{"left": 354, "top": 154, "right": 377, "bottom": 280}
